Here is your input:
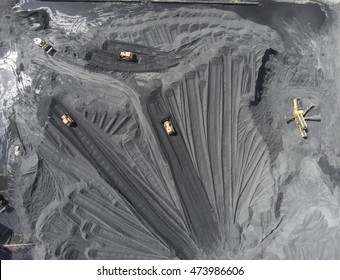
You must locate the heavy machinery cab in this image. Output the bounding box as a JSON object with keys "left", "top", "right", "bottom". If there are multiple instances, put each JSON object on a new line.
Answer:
{"left": 293, "top": 98, "right": 303, "bottom": 112}
{"left": 295, "top": 98, "right": 303, "bottom": 110}
{"left": 34, "top": 38, "right": 49, "bottom": 48}
{"left": 119, "top": 50, "right": 138, "bottom": 62}
{"left": 61, "top": 113, "right": 75, "bottom": 127}
{"left": 162, "top": 117, "right": 176, "bottom": 136}
{"left": 34, "top": 38, "right": 56, "bottom": 56}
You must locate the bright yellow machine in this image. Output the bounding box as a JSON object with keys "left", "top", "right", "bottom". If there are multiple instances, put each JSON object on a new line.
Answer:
{"left": 162, "top": 117, "right": 176, "bottom": 136}
{"left": 33, "top": 38, "right": 56, "bottom": 55}
{"left": 61, "top": 113, "right": 75, "bottom": 127}
{"left": 286, "top": 98, "right": 321, "bottom": 138}
{"left": 118, "top": 50, "right": 138, "bottom": 62}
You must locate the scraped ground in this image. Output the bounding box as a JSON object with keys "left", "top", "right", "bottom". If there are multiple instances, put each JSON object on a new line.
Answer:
{"left": 3, "top": 1, "right": 340, "bottom": 259}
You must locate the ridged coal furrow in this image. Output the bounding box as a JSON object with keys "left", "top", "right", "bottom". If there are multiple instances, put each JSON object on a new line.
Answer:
{"left": 86, "top": 247, "right": 166, "bottom": 260}
{"left": 98, "top": 112, "right": 107, "bottom": 129}
{"left": 73, "top": 205, "right": 97, "bottom": 226}
{"left": 70, "top": 190, "right": 163, "bottom": 248}
{"left": 206, "top": 58, "right": 220, "bottom": 210}
{"left": 119, "top": 33, "right": 132, "bottom": 44}
{"left": 175, "top": 83, "right": 185, "bottom": 122}
{"left": 249, "top": 51, "right": 257, "bottom": 102}
{"left": 94, "top": 217, "right": 169, "bottom": 255}
{"left": 208, "top": 35, "right": 215, "bottom": 46}
{"left": 234, "top": 137, "right": 268, "bottom": 224}
{"left": 131, "top": 32, "right": 141, "bottom": 44}
{"left": 179, "top": 23, "right": 189, "bottom": 34}
{"left": 104, "top": 115, "right": 117, "bottom": 133}
{"left": 182, "top": 72, "right": 199, "bottom": 172}
{"left": 60, "top": 247, "right": 83, "bottom": 260}
{"left": 152, "top": 27, "right": 164, "bottom": 45}
{"left": 214, "top": 31, "right": 224, "bottom": 42}
{"left": 162, "top": 24, "right": 173, "bottom": 45}
{"left": 214, "top": 56, "right": 225, "bottom": 227}
{"left": 214, "top": 57, "right": 225, "bottom": 213}
{"left": 169, "top": 24, "right": 179, "bottom": 42}
{"left": 230, "top": 55, "right": 244, "bottom": 221}
{"left": 221, "top": 49, "right": 234, "bottom": 232}
{"left": 62, "top": 202, "right": 82, "bottom": 226}
{"left": 234, "top": 58, "right": 252, "bottom": 209}
{"left": 123, "top": 139, "right": 170, "bottom": 201}
{"left": 143, "top": 29, "right": 156, "bottom": 47}
{"left": 89, "top": 224, "right": 170, "bottom": 257}
{"left": 39, "top": 211, "right": 70, "bottom": 240}
{"left": 145, "top": 93, "right": 220, "bottom": 254}
{"left": 190, "top": 70, "right": 218, "bottom": 217}
{"left": 165, "top": 84, "right": 212, "bottom": 220}
{"left": 59, "top": 240, "right": 90, "bottom": 260}
{"left": 90, "top": 112, "right": 97, "bottom": 124}
{"left": 135, "top": 32, "right": 149, "bottom": 47}
{"left": 178, "top": 80, "right": 192, "bottom": 155}
{"left": 165, "top": 88, "right": 181, "bottom": 127}
{"left": 80, "top": 220, "right": 169, "bottom": 259}
{"left": 189, "top": 23, "right": 198, "bottom": 33}
{"left": 84, "top": 185, "right": 118, "bottom": 206}
{"left": 83, "top": 232, "right": 142, "bottom": 253}
{"left": 110, "top": 114, "right": 131, "bottom": 135}
{"left": 242, "top": 138, "right": 267, "bottom": 196}
{"left": 80, "top": 188, "right": 119, "bottom": 210}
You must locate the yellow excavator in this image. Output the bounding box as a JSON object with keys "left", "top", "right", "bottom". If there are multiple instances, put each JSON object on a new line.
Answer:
{"left": 286, "top": 98, "right": 321, "bottom": 138}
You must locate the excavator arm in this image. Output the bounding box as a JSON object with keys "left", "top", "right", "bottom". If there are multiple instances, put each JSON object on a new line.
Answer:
{"left": 286, "top": 98, "right": 321, "bottom": 138}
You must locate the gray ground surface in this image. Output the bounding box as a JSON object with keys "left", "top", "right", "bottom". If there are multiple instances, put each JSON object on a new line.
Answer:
{"left": 1, "top": 0, "right": 340, "bottom": 259}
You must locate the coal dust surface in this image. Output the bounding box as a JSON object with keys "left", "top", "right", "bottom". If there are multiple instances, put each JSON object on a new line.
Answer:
{"left": 1, "top": 0, "right": 340, "bottom": 259}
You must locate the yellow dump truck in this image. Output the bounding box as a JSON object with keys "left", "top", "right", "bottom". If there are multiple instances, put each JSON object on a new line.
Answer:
{"left": 61, "top": 113, "right": 75, "bottom": 127}
{"left": 34, "top": 38, "right": 56, "bottom": 55}
{"left": 118, "top": 50, "right": 138, "bottom": 62}
{"left": 162, "top": 117, "right": 176, "bottom": 136}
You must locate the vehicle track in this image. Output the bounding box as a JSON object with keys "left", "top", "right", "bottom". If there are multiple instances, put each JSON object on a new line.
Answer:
{"left": 143, "top": 90, "right": 220, "bottom": 253}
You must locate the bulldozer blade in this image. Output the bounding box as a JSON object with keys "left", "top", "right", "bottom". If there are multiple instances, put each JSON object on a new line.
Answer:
{"left": 304, "top": 115, "right": 321, "bottom": 121}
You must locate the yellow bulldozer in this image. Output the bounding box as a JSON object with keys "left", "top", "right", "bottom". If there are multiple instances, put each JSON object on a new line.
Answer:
{"left": 286, "top": 98, "right": 321, "bottom": 138}
{"left": 61, "top": 113, "right": 75, "bottom": 127}
{"left": 162, "top": 117, "right": 176, "bottom": 136}
{"left": 118, "top": 50, "right": 138, "bottom": 62}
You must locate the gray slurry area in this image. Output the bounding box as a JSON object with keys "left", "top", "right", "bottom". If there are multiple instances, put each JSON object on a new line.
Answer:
{"left": 1, "top": 0, "right": 340, "bottom": 259}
